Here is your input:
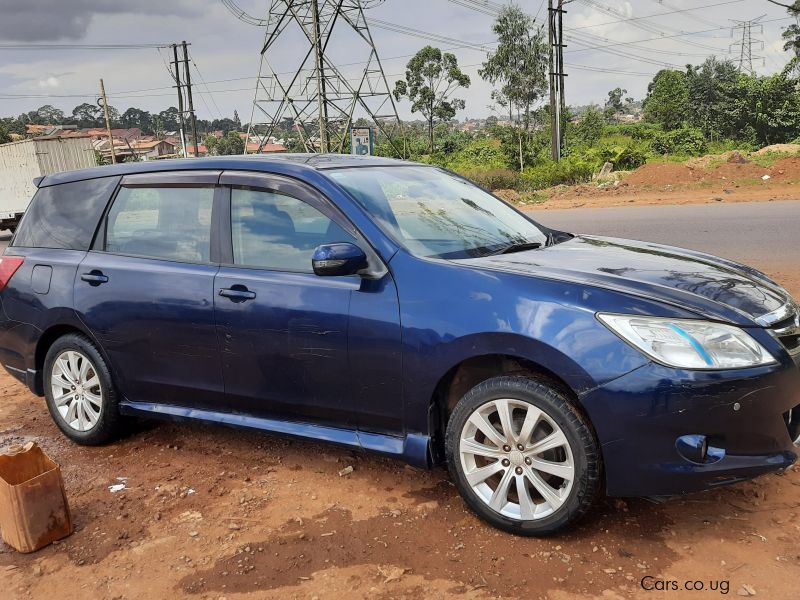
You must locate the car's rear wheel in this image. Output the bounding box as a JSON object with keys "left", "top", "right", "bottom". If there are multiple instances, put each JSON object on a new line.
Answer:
{"left": 446, "top": 375, "right": 601, "bottom": 535}
{"left": 43, "top": 333, "right": 123, "bottom": 445}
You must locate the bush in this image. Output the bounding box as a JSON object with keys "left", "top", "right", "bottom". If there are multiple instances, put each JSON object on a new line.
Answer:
{"left": 606, "top": 122, "right": 662, "bottom": 141}
{"left": 652, "top": 126, "right": 707, "bottom": 156}
{"left": 458, "top": 168, "right": 521, "bottom": 190}
{"left": 446, "top": 138, "right": 507, "bottom": 171}
{"left": 581, "top": 135, "right": 650, "bottom": 170}
{"left": 572, "top": 106, "right": 606, "bottom": 146}
{"left": 707, "top": 139, "right": 754, "bottom": 154}
{"left": 520, "top": 156, "right": 596, "bottom": 190}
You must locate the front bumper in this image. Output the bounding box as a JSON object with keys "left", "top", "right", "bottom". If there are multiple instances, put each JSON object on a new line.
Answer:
{"left": 581, "top": 360, "right": 800, "bottom": 497}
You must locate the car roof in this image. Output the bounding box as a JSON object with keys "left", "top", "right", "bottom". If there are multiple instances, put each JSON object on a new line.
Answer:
{"left": 37, "top": 153, "right": 421, "bottom": 187}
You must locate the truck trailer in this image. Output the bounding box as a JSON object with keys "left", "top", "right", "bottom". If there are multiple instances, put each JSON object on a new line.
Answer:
{"left": 0, "top": 136, "right": 97, "bottom": 231}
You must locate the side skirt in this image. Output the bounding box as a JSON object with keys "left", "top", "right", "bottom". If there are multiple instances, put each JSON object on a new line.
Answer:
{"left": 119, "top": 401, "right": 431, "bottom": 468}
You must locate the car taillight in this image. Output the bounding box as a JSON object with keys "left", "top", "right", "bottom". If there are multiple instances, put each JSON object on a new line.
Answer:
{"left": 0, "top": 256, "right": 24, "bottom": 291}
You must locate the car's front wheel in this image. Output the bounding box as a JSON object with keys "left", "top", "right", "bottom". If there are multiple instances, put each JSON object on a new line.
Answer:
{"left": 446, "top": 375, "right": 601, "bottom": 535}
{"left": 43, "top": 333, "right": 123, "bottom": 445}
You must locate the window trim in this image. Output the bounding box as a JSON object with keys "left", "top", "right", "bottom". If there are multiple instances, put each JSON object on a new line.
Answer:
{"left": 11, "top": 175, "right": 121, "bottom": 251}
{"left": 92, "top": 172, "right": 222, "bottom": 266}
{"left": 218, "top": 171, "right": 387, "bottom": 278}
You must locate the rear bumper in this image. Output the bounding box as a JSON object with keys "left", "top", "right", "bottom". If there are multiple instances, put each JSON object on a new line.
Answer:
{"left": 581, "top": 361, "right": 800, "bottom": 497}
{"left": 0, "top": 298, "right": 42, "bottom": 395}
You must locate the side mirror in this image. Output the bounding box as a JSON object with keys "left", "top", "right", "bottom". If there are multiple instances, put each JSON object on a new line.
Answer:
{"left": 312, "top": 243, "right": 368, "bottom": 277}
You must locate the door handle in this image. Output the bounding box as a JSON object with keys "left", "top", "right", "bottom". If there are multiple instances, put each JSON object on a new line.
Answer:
{"left": 81, "top": 271, "right": 108, "bottom": 285}
{"left": 219, "top": 286, "right": 256, "bottom": 301}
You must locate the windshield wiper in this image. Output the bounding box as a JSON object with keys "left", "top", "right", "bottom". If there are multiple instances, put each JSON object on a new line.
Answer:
{"left": 488, "top": 241, "right": 543, "bottom": 256}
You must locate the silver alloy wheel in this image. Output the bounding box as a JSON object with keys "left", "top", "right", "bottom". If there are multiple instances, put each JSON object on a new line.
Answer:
{"left": 51, "top": 350, "right": 103, "bottom": 432}
{"left": 459, "top": 398, "right": 575, "bottom": 520}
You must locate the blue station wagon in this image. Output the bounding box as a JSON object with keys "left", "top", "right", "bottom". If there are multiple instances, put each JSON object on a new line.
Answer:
{"left": 0, "top": 155, "right": 798, "bottom": 535}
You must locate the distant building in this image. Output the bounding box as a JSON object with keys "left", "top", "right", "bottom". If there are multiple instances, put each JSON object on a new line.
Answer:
{"left": 130, "top": 139, "right": 177, "bottom": 160}
{"left": 184, "top": 144, "right": 208, "bottom": 157}
{"left": 245, "top": 142, "right": 287, "bottom": 154}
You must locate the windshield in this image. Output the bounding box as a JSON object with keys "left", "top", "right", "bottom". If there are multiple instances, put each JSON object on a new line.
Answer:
{"left": 328, "top": 166, "right": 548, "bottom": 259}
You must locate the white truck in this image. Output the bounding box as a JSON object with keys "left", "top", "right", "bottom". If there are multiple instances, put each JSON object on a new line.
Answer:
{"left": 0, "top": 137, "right": 97, "bottom": 231}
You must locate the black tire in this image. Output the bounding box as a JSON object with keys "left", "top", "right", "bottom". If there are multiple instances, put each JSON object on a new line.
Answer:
{"left": 43, "top": 333, "right": 124, "bottom": 445}
{"left": 446, "top": 375, "right": 601, "bottom": 536}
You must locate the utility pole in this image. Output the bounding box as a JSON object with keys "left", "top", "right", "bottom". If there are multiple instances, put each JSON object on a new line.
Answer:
{"left": 548, "top": 0, "right": 557, "bottom": 161}
{"left": 730, "top": 16, "right": 766, "bottom": 76}
{"left": 182, "top": 41, "right": 200, "bottom": 157}
{"left": 172, "top": 43, "right": 188, "bottom": 158}
{"left": 98, "top": 78, "right": 116, "bottom": 165}
{"left": 558, "top": 1, "right": 567, "bottom": 153}
{"left": 311, "top": 0, "right": 330, "bottom": 153}
{"left": 548, "top": 0, "right": 568, "bottom": 161}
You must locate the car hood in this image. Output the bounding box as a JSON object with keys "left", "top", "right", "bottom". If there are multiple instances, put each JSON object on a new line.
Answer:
{"left": 461, "top": 235, "right": 791, "bottom": 325}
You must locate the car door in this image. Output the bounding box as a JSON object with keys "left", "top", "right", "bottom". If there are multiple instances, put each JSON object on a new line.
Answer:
{"left": 214, "top": 171, "right": 400, "bottom": 430}
{"left": 73, "top": 171, "right": 225, "bottom": 409}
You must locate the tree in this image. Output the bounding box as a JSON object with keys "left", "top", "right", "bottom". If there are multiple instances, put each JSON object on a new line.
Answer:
{"left": 4, "top": 117, "right": 25, "bottom": 136}
{"left": 728, "top": 73, "right": 800, "bottom": 145}
{"left": 71, "top": 103, "right": 103, "bottom": 128}
{"left": 120, "top": 107, "right": 153, "bottom": 133}
{"left": 604, "top": 88, "right": 629, "bottom": 122}
{"left": 206, "top": 131, "right": 244, "bottom": 155}
{"left": 34, "top": 105, "right": 65, "bottom": 124}
{"left": 769, "top": 1, "right": 800, "bottom": 74}
{"left": 643, "top": 70, "right": 689, "bottom": 130}
{"left": 573, "top": 106, "right": 605, "bottom": 146}
{"left": 394, "top": 46, "right": 471, "bottom": 152}
{"left": 479, "top": 5, "right": 548, "bottom": 170}
{"left": 0, "top": 123, "right": 10, "bottom": 144}
{"left": 157, "top": 107, "right": 182, "bottom": 133}
{"left": 685, "top": 57, "right": 739, "bottom": 140}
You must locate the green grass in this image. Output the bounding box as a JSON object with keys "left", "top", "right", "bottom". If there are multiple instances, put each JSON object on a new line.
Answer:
{"left": 748, "top": 151, "right": 799, "bottom": 168}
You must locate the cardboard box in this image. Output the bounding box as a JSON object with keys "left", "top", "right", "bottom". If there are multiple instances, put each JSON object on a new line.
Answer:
{"left": 0, "top": 442, "right": 72, "bottom": 553}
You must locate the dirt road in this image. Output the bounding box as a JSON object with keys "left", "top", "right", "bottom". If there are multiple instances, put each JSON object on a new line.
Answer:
{"left": 1, "top": 204, "right": 799, "bottom": 599}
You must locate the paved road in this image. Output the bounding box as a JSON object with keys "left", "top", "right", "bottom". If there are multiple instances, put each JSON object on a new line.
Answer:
{"left": 532, "top": 200, "right": 800, "bottom": 271}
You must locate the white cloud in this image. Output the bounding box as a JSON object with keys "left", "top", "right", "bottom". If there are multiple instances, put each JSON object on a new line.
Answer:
{"left": 38, "top": 76, "right": 60, "bottom": 89}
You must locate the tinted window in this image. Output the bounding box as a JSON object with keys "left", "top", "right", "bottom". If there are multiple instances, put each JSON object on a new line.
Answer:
{"left": 105, "top": 186, "right": 214, "bottom": 262}
{"left": 12, "top": 176, "right": 120, "bottom": 250}
{"left": 231, "top": 188, "right": 356, "bottom": 272}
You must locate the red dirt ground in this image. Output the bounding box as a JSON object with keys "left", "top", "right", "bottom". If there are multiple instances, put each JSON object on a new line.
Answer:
{"left": 527, "top": 156, "right": 800, "bottom": 212}
{"left": 1, "top": 175, "right": 799, "bottom": 597}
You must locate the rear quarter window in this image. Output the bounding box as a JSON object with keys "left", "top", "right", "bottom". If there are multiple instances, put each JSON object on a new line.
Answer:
{"left": 12, "top": 176, "right": 120, "bottom": 250}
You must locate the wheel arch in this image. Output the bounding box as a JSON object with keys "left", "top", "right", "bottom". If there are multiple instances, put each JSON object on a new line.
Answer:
{"left": 426, "top": 353, "right": 593, "bottom": 464}
{"left": 33, "top": 322, "right": 107, "bottom": 395}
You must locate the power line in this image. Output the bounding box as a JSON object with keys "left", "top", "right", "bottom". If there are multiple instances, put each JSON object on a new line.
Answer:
{"left": 565, "top": 16, "right": 791, "bottom": 56}
{"left": 0, "top": 43, "right": 172, "bottom": 50}
{"left": 575, "top": 0, "right": 727, "bottom": 53}
{"left": 649, "top": 0, "right": 720, "bottom": 29}
{"left": 572, "top": 0, "right": 747, "bottom": 32}
{"left": 188, "top": 51, "right": 224, "bottom": 120}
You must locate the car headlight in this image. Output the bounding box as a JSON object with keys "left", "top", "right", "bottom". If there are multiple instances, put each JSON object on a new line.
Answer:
{"left": 597, "top": 314, "right": 776, "bottom": 370}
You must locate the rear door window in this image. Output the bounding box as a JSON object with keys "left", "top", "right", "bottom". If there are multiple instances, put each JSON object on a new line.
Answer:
{"left": 12, "top": 176, "right": 120, "bottom": 250}
{"left": 105, "top": 186, "right": 214, "bottom": 263}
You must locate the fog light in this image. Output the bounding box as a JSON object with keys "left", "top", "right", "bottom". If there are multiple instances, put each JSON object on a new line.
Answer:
{"left": 675, "top": 434, "right": 724, "bottom": 465}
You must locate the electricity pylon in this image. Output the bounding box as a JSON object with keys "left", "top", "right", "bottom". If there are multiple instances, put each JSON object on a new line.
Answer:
{"left": 731, "top": 15, "right": 766, "bottom": 76}
{"left": 222, "top": 0, "right": 403, "bottom": 155}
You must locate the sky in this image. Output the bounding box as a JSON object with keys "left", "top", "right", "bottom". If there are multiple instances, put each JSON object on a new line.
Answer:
{"left": 0, "top": 0, "right": 796, "bottom": 123}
